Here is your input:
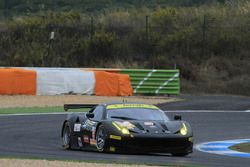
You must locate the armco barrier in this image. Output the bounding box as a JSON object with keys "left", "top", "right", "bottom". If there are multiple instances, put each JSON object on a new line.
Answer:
{"left": 120, "top": 69, "right": 180, "bottom": 95}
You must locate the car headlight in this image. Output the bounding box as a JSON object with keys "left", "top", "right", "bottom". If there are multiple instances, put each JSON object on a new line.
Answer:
{"left": 180, "top": 123, "right": 188, "bottom": 135}
{"left": 112, "top": 121, "right": 135, "bottom": 135}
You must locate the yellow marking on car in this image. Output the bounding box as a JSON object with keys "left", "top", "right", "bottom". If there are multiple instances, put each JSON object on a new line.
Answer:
{"left": 188, "top": 137, "right": 193, "bottom": 142}
{"left": 109, "top": 147, "right": 116, "bottom": 152}
{"left": 110, "top": 135, "right": 122, "bottom": 140}
{"left": 90, "top": 139, "right": 96, "bottom": 145}
{"left": 112, "top": 122, "right": 131, "bottom": 134}
{"left": 107, "top": 104, "right": 159, "bottom": 110}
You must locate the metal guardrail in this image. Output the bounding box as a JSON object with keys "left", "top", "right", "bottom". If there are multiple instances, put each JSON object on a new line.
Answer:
{"left": 120, "top": 69, "right": 180, "bottom": 95}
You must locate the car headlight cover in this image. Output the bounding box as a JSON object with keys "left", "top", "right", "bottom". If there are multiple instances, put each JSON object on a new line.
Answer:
{"left": 180, "top": 123, "right": 188, "bottom": 135}
{"left": 112, "top": 121, "right": 135, "bottom": 135}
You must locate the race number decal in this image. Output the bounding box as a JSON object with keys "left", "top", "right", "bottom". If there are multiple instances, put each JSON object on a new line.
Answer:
{"left": 74, "top": 123, "right": 81, "bottom": 132}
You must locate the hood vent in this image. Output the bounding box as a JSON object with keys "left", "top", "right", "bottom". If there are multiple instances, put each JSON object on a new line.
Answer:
{"left": 160, "top": 124, "right": 169, "bottom": 131}
{"left": 134, "top": 123, "right": 144, "bottom": 130}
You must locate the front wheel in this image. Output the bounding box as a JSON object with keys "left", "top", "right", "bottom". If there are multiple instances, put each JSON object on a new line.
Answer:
{"left": 62, "top": 122, "right": 71, "bottom": 149}
{"left": 96, "top": 125, "right": 108, "bottom": 152}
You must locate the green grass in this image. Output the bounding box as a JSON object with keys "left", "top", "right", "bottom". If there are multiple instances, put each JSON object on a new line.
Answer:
{"left": 0, "top": 107, "right": 88, "bottom": 115}
{"left": 230, "top": 143, "right": 250, "bottom": 153}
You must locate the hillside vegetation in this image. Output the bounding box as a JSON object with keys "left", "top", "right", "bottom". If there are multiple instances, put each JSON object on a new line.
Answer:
{"left": 0, "top": 0, "right": 225, "bottom": 14}
{"left": 0, "top": 1, "right": 249, "bottom": 95}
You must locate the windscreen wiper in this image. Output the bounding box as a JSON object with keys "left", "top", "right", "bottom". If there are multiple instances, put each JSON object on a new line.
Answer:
{"left": 110, "top": 116, "right": 137, "bottom": 120}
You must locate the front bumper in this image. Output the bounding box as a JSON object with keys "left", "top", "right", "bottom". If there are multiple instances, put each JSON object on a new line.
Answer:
{"left": 107, "top": 134, "right": 193, "bottom": 153}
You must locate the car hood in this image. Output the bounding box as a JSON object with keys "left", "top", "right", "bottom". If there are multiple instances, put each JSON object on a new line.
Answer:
{"left": 125, "top": 120, "right": 183, "bottom": 134}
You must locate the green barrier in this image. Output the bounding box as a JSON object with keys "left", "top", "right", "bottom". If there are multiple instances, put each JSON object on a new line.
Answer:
{"left": 120, "top": 69, "right": 180, "bottom": 95}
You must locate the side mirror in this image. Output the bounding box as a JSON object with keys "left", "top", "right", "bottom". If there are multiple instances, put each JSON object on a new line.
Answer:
{"left": 174, "top": 115, "right": 182, "bottom": 121}
{"left": 86, "top": 113, "right": 94, "bottom": 119}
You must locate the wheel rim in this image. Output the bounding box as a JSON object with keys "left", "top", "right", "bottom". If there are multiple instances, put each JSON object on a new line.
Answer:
{"left": 96, "top": 128, "right": 105, "bottom": 150}
{"left": 63, "top": 126, "right": 70, "bottom": 146}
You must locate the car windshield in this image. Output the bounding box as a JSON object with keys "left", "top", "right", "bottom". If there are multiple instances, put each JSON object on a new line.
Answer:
{"left": 106, "top": 108, "right": 169, "bottom": 121}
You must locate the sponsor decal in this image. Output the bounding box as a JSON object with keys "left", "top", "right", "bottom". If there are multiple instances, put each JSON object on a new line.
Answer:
{"left": 83, "top": 135, "right": 89, "bottom": 143}
{"left": 107, "top": 104, "right": 159, "bottom": 110}
{"left": 90, "top": 139, "right": 97, "bottom": 145}
{"left": 78, "top": 137, "right": 83, "bottom": 147}
{"left": 144, "top": 122, "right": 154, "bottom": 126}
{"left": 109, "top": 147, "right": 116, "bottom": 152}
{"left": 92, "top": 127, "right": 96, "bottom": 139}
{"left": 82, "top": 120, "right": 97, "bottom": 131}
{"left": 110, "top": 135, "right": 122, "bottom": 140}
{"left": 73, "top": 123, "right": 81, "bottom": 132}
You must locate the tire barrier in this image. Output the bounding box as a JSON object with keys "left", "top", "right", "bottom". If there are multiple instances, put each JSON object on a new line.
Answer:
{"left": 94, "top": 71, "right": 133, "bottom": 96}
{"left": 0, "top": 67, "right": 132, "bottom": 96}
{"left": 0, "top": 68, "right": 36, "bottom": 95}
{"left": 0, "top": 67, "right": 179, "bottom": 96}
{"left": 35, "top": 68, "right": 95, "bottom": 95}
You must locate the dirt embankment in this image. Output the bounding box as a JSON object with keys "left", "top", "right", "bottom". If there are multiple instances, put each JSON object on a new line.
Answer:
{"left": 0, "top": 95, "right": 179, "bottom": 108}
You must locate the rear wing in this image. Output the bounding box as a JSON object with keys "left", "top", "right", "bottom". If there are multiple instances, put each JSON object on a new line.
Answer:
{"left": 64, "top": 104, "right": 97, "bottom": 111}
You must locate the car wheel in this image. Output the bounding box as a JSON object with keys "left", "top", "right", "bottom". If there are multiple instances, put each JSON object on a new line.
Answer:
{"left": 171, "top": 152, "right": 189, "bottom": 156}
{"left": 62, "top": 122, "right": 71, "bottom": 149}
{"left": 96, "top": 125, "right": 107, "bottom": 152}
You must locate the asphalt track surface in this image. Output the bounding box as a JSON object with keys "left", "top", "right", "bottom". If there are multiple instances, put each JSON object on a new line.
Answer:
{"left": 158, "top": 94, "right": 250, "bottom": 110}
{"left": 0, "top": 95, "right": 250, "bottom": 167}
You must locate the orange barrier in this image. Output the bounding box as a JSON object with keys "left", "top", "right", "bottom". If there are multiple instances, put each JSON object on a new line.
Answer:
{"left": 94, "top": 71, "right": 133, "bottom": 96}
{"left": 117, "top": 74, "right": 133, "bottom": 96}
{"left": 0, "top": 68, "right": 36, "bottom": 95}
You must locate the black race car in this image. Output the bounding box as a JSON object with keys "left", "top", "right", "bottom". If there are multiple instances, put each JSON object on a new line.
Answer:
{"left": 61, "top": 102, "right": 193, "bottom": 156}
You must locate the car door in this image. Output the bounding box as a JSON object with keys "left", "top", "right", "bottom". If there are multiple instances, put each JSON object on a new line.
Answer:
{"left": 81, "top": 105, "right": 104, "bottom": 147}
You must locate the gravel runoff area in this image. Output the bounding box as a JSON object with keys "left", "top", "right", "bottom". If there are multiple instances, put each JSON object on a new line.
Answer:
{"left": 0, "top": 95, "right": 179, "bottom": 109}
{"left": 0, "top": 159, "right": 163, "bottom": 167}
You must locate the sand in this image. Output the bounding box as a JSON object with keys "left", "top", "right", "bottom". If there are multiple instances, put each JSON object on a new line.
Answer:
{"left": 0, "top": 159, "right": 164, "bottom": 167}
{"left": 0, "top": 95, "right": 179, "bottom": 108}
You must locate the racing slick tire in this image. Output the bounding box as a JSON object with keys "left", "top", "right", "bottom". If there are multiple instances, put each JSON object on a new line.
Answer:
{"left": 96, "top": 124, "right": 108, "bottom": 152}
{"left": 62, "top": 122, "right": 72, "bottom": 150}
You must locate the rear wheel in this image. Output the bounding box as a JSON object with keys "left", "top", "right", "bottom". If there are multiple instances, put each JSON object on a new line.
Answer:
{"left": 62, "top": 122, "right": 71, "bottom": 149}
{"left": 96, "top": 125, "right": 107, "bottom": 152}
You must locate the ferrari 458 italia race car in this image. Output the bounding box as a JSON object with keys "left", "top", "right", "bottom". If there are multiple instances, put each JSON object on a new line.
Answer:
{"left": 61, "top": 102, "right": 193, "bottom": 156}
